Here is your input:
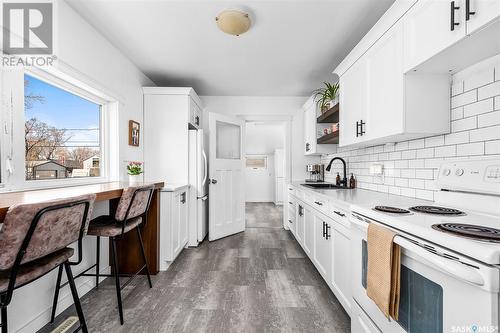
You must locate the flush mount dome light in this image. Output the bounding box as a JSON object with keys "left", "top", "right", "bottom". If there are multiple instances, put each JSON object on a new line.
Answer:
{"left": 215, "top": 9, "right": 251, "bottom": 36}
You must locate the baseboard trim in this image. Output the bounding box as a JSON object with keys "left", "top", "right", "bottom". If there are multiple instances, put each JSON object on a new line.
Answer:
{"left": 14, "top": 266, "right": 111, "bottom": 333}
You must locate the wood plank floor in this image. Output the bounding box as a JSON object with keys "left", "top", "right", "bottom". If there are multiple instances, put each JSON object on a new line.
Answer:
{"left": 40, "top": 203, "right": 350, "bottom": 332}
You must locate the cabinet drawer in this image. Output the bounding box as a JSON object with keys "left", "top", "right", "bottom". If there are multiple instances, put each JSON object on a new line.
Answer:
{"left": 312, "top": 196, "right": 329, "bottom": 214}
{"left": 329, "top": 205, "right": 350, "bottom": 229}
{"left": 287, "top": 185, "right": 296, "bottom": 196}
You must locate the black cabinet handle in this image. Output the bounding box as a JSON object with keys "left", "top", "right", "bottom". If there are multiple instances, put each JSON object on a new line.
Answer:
{"left": 356, "top": 120, "right": 366, "bottom": 137}
{"left": 465, "top": 0, "right": 475, "bottom": 21}
{"left": 288, "top": 219, "right": 293, "bottom": 224}
{"left": 298, "top": 205, "right": 303, "bottom": 216}
{"left": 195, "top": 116, "right": 200, "bottom": 126}
{"left": 314, "top": 201, "right": 323, "bottom": 206}
{"left": 180, "top": 192, "right": 186, "bottom": 204}
{"left": 334, "top": 211, "right": 345, "bottom": 217}
{"left": 451, "top": 1, "right": 460, "bottom": 31}
{"left": 322, "top": 221, "right": 327, "bottom": 238}
{"left": 289, "top": 201, "right": 293, "bottom": 205}
{"left": 305, "top": 143, "right": 310, "bottom": 152}
{"left": 325, "top": 224, "right": 331, "bottom": 240}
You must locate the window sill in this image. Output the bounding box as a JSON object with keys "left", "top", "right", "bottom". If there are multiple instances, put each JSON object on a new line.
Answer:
{"left": 0, "top": 177, "right": 113, "bottom": 193}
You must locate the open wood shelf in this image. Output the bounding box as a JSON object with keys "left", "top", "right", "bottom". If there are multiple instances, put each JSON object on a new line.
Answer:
{"left": 317, "top": 103, "right": 339, "bottom": 123}
{"left": 317, "top": 131, "right": 339, "bottom": 144}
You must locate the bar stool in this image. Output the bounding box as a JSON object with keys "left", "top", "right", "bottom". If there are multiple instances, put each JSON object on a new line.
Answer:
{"left": 0, "top": 194, "right": 95, "bottom": 333}
{"left": 51, "top": 185, "right": 155, "bottom": 325}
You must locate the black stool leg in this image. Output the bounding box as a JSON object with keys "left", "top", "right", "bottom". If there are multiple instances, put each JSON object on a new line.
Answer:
{"left": 50, "top": 264, "right": 63, "bottom": 323}
{"left": 64, "top": 262, "right": 88, "bottom": 333}
{"left": 1, "top": 306, "right": 7, "bottom": 333}
{"left": 95, "top": 236, "right": 100, "bottom": 289}
{"left": 136, "top": 228, "right": 152, "bottom": 288}
{"left": 111, "top": 237, "right": 124, "bottom": 325}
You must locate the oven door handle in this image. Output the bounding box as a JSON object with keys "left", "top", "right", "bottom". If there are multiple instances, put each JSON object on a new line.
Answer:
{"left": 394, "top": 236, "right": 485, "bottom": 286}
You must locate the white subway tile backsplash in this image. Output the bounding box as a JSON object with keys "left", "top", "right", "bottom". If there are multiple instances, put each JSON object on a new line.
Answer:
{"left": 463, "top": 98, "right": 493, "bottom": 117}
{"left": 451, "top": 107, "right": 464, "bottom": 120}
{"left": 408, "top": 139, "right": 425, "bottom": 149}
{"left": 322, "top": 57, "right": 500, "bottom": 201}
{"left": 456, "top": 142, "right": 485, "bottom": 156}
{"left": 464, "top": 68, "right": 494, "bottom": 91}
{"left": 478, "top": 110, "right": 500, "bottom": 127}
{"left": 416, "top": 169, "right": 434, "bottom": 180}
{"left": 485, "top": 140, "right": 500, "bottom": 154}
{"left": 425, "top": 135, "right": 444, "bottom": 147}
{"left": 445, "top": 131, "right": 469, "bottom": 145}
{"left": 451, "top": 90, "right": 476, "bottom": 108}
{"left": 416, "top": 148, "right": 434, "bottom": 159}
{"left": 478, "top": 80, "right": 500, "bottom": 100}
{"left": 435, "top": 145, "right": 456, "bottom": 157}
{"left": 451, "top": 116, "right": 477, "bottom": 132}
{"left": 469, "top": 125, "right": 500, "bottom": 142}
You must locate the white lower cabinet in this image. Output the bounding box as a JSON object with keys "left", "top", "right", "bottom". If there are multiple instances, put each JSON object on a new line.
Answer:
{"left": 296, "top": 203, "right": 305, "bottom": 244}
{"left": 160, "top": 186, "right": 189, "bottom": 270}
{"left": 313, "top": 211, "right": 333, "bottom": 281}
{"left": 289, "top": 185, "right": 352, "bottom": 317}
{"left": 303, "top": 205, "right": 314, "bottom": 257}
{"left": 287, "top": 196, "right": 296, "bottom": 235}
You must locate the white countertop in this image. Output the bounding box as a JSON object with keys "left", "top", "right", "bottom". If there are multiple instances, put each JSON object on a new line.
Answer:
{"left": 290, "top": 181, "right": 432, "bottom": 211}
{"left": 161, "top": 183, "right": 190, "bottom": 192}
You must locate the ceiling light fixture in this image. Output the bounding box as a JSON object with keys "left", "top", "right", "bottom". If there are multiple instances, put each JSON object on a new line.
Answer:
{"left": 215, "top": 9, "right": 251, "bottom": 36}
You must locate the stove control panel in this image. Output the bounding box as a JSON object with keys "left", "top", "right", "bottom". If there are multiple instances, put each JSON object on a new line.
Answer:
{"left": 436, "top": 160, "right": 500, "bottom": 195}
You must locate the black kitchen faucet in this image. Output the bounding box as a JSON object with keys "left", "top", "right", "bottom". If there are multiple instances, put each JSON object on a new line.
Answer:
{"left": 325, "top": 157, "right": 347, "bottom": 187}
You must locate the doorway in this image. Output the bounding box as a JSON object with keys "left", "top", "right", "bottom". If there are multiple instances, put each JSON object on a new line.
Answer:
{"left": 244, "top": 121, "right": 286, "bottom": 228}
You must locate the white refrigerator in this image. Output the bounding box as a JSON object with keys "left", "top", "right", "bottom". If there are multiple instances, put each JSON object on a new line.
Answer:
{"left": 188, "top": 129, "right": 208, "bottom": 246}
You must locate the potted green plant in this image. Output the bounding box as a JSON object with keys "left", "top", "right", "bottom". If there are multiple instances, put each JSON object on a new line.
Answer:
{"left": 127, "top": 161, "right": 143, "bottom": 183}
{"left": 312, "top": 82, "right": 339, "bottom": 113}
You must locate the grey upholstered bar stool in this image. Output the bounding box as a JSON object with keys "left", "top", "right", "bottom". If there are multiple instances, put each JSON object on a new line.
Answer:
{"left": 51, "top": 184, "right": 155, "bottom": 325}
{"left": 0, "top": 194, "right": 95, "bottom": 333}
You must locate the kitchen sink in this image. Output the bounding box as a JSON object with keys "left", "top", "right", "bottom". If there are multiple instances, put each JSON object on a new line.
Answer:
{"left": 301, "top": 183, "right": 350, "bottom": 189}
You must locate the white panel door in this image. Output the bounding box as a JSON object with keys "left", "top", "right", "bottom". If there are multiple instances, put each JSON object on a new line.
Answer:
{"left": 313, "top": 212, "right": 332, "bottom": 280}
{"left": 303, "top": 205, "right": 314, "bottom": 256}
{"left": 466, "top": 0, "right": 500, "bottom": 34}
{"left": 208, "top": 112, "right": 245, "bottom": 241}
{"left": 404, "top": 0, "right": 466, "bottom": 71}
{"left": 366, "top": 20, "right": 404, "bottom": 140}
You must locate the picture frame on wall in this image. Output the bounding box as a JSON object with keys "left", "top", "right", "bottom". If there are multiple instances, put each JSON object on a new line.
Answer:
{"left": 129, "top": 120, "right": 140, "bottom": 146}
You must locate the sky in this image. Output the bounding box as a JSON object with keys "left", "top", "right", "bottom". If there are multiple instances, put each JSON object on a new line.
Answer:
{"left": 24, "top": 74, "right": 101, "bottom": 148}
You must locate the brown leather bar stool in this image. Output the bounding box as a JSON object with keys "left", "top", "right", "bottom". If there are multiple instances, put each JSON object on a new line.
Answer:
{"left": 51, "top": 185, "right": 155, "bottom": 325}
{"left": 0, "top": 194, "right": 95, "bottom": 333}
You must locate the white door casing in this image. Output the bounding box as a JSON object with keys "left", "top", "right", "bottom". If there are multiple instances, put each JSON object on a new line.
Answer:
{"left": 208, "top": 112, "right": 245, "bottom": 241}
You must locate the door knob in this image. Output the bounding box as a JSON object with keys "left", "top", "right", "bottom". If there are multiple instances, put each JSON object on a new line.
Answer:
{"left": 211, "top": 179, "right": 217, "bottom": 184}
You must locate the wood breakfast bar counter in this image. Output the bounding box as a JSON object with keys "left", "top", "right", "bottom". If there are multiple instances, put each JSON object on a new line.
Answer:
{"left": 0, "top": 181, "right": 164, "bottom": 275}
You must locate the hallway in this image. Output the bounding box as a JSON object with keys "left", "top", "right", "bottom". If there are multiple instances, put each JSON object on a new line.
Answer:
{"left": 43, "top": 203, "right": 350, "bottom": 332}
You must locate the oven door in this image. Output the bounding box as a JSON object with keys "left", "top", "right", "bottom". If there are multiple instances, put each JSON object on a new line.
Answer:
{"left": 351, "top": 213, "right": 499, "bottom": 333}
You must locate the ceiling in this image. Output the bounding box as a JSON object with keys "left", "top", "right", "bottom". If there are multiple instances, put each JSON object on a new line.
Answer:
{"left": 67, "top": 0, "right": 395, "bottom": 96}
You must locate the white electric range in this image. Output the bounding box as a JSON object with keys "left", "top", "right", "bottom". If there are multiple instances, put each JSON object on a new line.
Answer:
{"left": 349, "top": 159, "right": 500, "bottom": 333}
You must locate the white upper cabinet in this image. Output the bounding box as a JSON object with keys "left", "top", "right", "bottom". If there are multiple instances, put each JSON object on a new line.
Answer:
{"left": 366, "top": 20, "right": 404, "bottom": 140}
{"left": 339, "top": 57, "right": 368, "bottom": 147}
{"left": 403, "top": 0, "right": 466, "bottom": 72}
{"left": 465, "top": 0, "right": 500, "bottom": 34}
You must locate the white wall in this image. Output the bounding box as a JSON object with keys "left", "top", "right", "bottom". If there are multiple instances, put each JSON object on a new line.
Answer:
{"left": 322, "top": 54, "right": 500, "bottom": 201}
{"left": 9, "top": 1, "right": 154, "bottom": 332}
{"left": 201, "top": 96, "right": 316, "bottom": 183}
{"left": 245, "top": 122, "right": 285, "bottom": 202}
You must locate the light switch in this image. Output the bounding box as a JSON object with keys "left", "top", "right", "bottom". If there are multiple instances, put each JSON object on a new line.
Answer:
{"left": 369, "top": 164, "right": 384, "bottom": 176}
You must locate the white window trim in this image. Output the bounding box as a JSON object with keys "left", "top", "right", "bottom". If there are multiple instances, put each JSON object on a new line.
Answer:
{"left": 0, "top": 67, "right": 119, "bottom": 192}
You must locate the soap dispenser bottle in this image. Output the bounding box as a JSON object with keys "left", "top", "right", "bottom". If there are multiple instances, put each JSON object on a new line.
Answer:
{"left": 335, "top": 173, "right": 341, "bottom": 186}
{"left": 349, "top": 173, "right": 356, "bottom": 188}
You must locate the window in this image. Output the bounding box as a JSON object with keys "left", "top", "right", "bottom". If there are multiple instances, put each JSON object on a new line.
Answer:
{"left": 246, "top": 155, "right": 267, "bottom": 169}
{"left": 24, "top": 74, "right": 102, "bottom": 181}
{"left": 0, "top": 68, "right": 115, "bottom": 191}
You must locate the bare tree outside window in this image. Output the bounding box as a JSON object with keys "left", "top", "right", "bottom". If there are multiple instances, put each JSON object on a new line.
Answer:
{"left": 24, "top": 75, "right": 101, "bottom": 180}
